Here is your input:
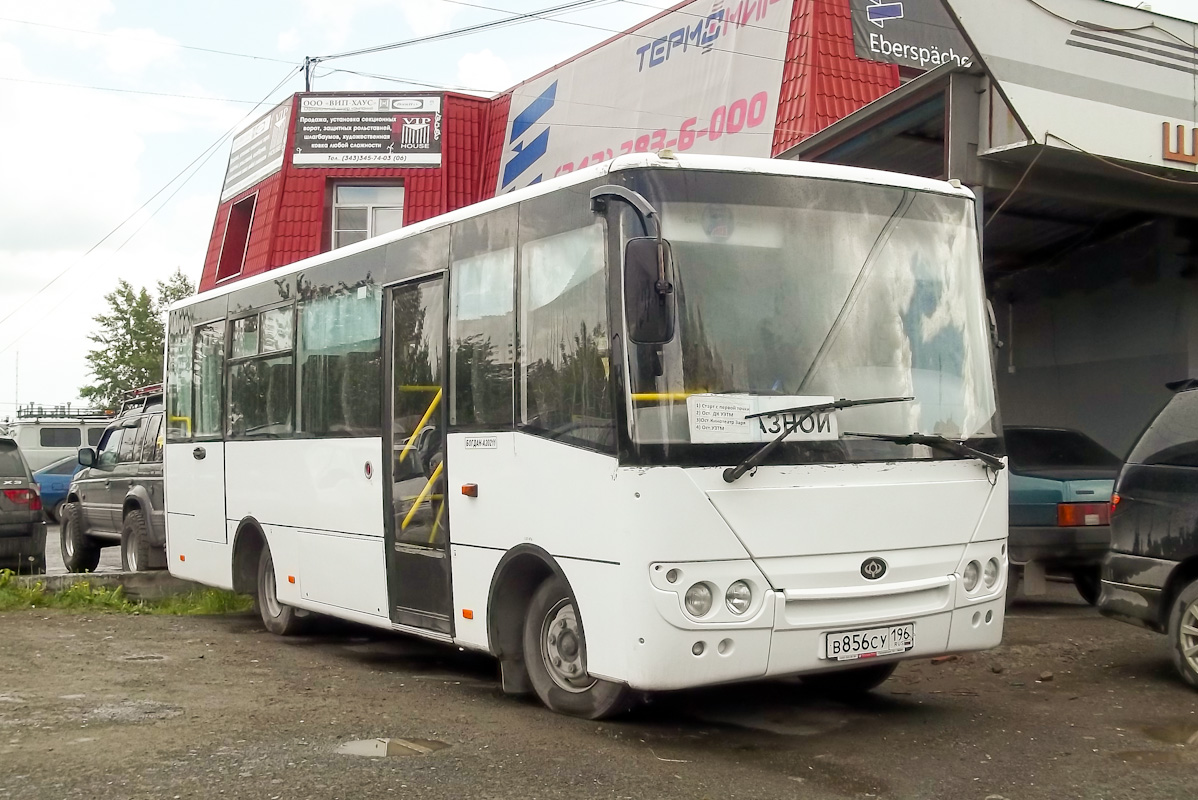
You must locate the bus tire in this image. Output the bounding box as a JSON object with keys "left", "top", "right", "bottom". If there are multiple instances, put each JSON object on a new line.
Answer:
{"left": 522, "top": 576, "right": 631, "bottom": 719}
{"left": 256, "top": 546, "right": 307, "bottom": 636}
{"left": 60, "top": 502, "right": 100, "bottom": 573}
{"left": 801, "top": 662, "right": 898, "bottom": 695}
{"left": 120, "top": 510, "right": 151, "bottom": 572}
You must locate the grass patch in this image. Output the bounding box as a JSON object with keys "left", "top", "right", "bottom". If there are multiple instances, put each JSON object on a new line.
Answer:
{"left": 0, "top": 571, "right": 253, "bottom": 615}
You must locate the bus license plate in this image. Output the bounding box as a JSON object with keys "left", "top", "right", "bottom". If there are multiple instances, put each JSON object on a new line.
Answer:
{"left": 823, "top": 623, "right": 915, "bottom": 661}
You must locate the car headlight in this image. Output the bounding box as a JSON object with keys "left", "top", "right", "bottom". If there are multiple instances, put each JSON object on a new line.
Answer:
{"left": 725, "top": 580, "right": 752, "bottom": 615}
{"left": 983, "top": 558, "right": 1000, "bottom": 588}
{"left": 963, "top": 560, "right": 981, "bottom": 592}
{"left": 684, "top": 583, "right": 713, "bottom": 617}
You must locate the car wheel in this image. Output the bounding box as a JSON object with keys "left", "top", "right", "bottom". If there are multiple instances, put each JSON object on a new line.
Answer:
{"left": 256, "top": 546, "right": 307, "bottom": 636}
{"left": 801, "top": 662, "right": 898, "bottom": 695}
{"left": 60, "top": 502, "right": 100, "bottom": 573}
{"left": 52, "top": 501, "right": 65, "bottom": 524}
{"left": 521, "top": 576, "right": 632, "bottom": 719}
{"left": 1167, "top": 578, "right": 1198, "bottom": 690}
{"left": 120, "top": 510, "right": 152, "bottom": 573}
{"left": 1072, "top": 566, "right": 1101, "bottom": 606}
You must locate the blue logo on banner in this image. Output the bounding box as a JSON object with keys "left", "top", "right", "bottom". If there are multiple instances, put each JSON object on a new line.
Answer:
{"left": 502, "top": 81, "right": 558, "bottom": 189}
{"left": 867, "top": 0, "right": 904, "bottom": 28}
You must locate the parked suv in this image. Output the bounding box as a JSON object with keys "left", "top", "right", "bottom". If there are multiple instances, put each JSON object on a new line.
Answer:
{"left": 61, "top": 387, "right": 166, "bottom": 573}
{"left": 0, "top": 435, "right": 46, "bottom": 573}
{"left": 1099, "top": 379, "right": 1198, "bottom": 688}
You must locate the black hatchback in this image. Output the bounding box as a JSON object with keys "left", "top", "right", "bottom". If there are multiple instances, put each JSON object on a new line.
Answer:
{"left": 1099, "top": 380, "right": 1198, "bottom": 689}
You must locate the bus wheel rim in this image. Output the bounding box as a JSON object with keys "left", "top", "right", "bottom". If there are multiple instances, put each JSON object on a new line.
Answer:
{"left": 263, "top": 562, "right": 282, "bottom": 618}
{"left": 540, "top": 599, "right": 595, "bottom": 693}
{"left": 1182, "top": 600, "right": 1198, "bottom": 675}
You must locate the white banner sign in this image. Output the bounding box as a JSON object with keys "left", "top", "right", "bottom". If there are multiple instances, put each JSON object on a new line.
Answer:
{"left": 687, "top": 394, "right": 839, "bottom": 444}
{"left": 496, "top": 0, "right": 792, "bottom": 193}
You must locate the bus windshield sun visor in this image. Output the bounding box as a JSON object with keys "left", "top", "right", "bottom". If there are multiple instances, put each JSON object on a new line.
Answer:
{"left": 722, "top": 396, "right": 914, "bottom": 483}
{"left": 842, "top": 431, "right": 1005, "bottom": 472}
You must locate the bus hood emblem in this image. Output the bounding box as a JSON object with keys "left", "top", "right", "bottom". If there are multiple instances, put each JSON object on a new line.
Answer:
{"left": 860, "top": 557, "right": 887, "bottom": 580}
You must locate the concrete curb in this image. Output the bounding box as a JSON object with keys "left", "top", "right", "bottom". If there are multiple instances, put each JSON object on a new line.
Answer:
{"left": 16, "top": 571, "right": 203, "bottom": 601}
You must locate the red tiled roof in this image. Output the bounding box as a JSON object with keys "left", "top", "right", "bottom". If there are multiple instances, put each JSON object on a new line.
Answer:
{"left": 772, "top": 0, "right": 898, "bottom": 155}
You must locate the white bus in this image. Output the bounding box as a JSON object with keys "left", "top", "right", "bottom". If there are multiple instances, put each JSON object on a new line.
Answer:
{"left": 165, "top": 153, "right": 1007, "bottom": 718}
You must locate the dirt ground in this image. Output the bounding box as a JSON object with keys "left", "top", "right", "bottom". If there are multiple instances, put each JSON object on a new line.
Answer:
{"left": 1, "top": 581, "right": 1196, "bottom": 800}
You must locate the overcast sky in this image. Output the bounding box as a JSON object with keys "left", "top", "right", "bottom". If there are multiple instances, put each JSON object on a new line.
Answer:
{"left": 1, "top": 0, "right": 1195, "bottom": 417}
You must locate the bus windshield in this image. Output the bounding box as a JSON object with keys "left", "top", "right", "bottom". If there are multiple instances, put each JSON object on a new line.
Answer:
{"left": 623, "top": 170, "right": 998, "bottom": 462}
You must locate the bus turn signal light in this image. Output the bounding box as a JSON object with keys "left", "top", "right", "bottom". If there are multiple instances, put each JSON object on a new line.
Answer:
{"left": 1058, "top": 502, "right": 1110, "bottom": 527}
{"left": 462, "top": 609, "right": 474, "bottom": 619}
{"left": 461, "top": 484, "right": 478, "bottom": 497}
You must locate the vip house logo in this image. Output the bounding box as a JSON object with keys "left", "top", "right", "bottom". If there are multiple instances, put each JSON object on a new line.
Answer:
{"left": 400, "top": 117, "right": 432, "bottom": 150}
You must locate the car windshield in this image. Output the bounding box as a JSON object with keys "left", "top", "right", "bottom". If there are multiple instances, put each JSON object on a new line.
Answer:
{"left": 0, "top": 441, "right": 26, "bottom": 476}
{"left": 1004, "top": 428, "right": 1121, "bottom": 469}
{"left": 622, "top": 170, "right": 997, "bottom": 460}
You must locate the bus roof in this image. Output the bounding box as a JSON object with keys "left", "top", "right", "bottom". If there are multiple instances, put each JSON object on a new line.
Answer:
{"left": 175, "top": 152, "right": 974, "bottom": 311}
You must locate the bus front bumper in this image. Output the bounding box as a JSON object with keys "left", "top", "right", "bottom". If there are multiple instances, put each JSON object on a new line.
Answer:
{"left": 626, "top": 568, "right": 1005, "bottom": 692}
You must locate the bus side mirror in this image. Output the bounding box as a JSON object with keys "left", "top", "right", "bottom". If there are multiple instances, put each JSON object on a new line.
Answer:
{"left": 78, "top": 447, "right": 95, "bottom": 468}
{"left": 624, "top": 237, "right": 675, "bottom": 344}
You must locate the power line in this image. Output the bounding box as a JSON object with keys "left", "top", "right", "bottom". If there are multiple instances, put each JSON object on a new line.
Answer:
{"left": 0, "top": 65, "right": 303, "bottom": 352}
{"left": 0, "top": 76, "right": 276, "bottom": 105}
{"left": 311, "top": 0, "right": 615, "bottom": 62}
{"left": 0, "top": 15, "right": 297, "bottom": 65}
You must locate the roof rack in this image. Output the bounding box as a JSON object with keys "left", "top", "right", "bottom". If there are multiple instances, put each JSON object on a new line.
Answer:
{"left": 14, "top": 403, "right": 112, "bottom": 420}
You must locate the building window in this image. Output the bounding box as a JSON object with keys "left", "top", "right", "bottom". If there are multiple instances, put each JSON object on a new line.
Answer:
{"left": 332, "top": 185, "right": 405, "bottom": 249}
{"left": 217, "top": 194, "right": 257, "bottom": 282}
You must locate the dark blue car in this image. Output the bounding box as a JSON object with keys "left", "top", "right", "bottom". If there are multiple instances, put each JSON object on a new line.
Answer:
{"left": 33, "top": 454, "right": 82, "bottom": 522}
{"left": 1005, "top": 426, "right": 1120, "bottom": 605}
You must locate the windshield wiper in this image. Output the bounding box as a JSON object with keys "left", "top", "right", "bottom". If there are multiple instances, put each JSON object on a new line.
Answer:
{"left": 722, "top": 396, "right": 913, "bottom": 483}
{"left": 843, "top": 431, "right": 1005, "bottom": 472}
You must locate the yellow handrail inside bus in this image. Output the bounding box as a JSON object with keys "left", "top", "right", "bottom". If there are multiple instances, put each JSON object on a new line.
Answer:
{"left": 630, "top": 392, "right": 707, "bottom": 402}
{"left": 401, "top": 461, "right": 444, "bottom": 531}
{"left": 168, "top": 415, "right": 192, "bottom": 436}
{"left": 396, "top": 388, "right": 442, "bottom": 468}
{"left": 397, "top": 385, "right": 442, "bottom": 392}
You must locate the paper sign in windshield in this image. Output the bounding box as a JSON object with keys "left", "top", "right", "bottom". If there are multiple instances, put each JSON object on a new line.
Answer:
{"left": 686, "top": 395, "right": 839, "bottom": 444}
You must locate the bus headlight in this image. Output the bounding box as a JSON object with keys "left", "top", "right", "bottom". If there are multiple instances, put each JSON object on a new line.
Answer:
{"left": 725, "top": 581, "right": 752, "bottom": 615}
{"left": 684, "top": 583, "right": 713, "bottom": 617}
{"left": 963, "top": 560, "right": 981, "bottom": 592}
{"left": 983, "top": 558, "right": 1000, "bottom": 588}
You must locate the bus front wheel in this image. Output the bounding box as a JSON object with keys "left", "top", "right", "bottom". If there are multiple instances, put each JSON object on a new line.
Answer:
{"left": 256, "top": 546, "right": 307, "bottom": 636}
{"left": 522, "top": 576, "right": 631, "bottom": 719}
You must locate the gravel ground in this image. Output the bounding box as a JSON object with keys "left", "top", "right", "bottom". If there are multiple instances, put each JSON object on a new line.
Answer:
{"left": 1, "top": 581, "right": 1196, "bottom": 800}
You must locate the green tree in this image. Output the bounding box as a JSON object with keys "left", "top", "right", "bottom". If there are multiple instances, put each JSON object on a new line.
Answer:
{"left": 80, "top": 268, "right": 196, "bottom": 409}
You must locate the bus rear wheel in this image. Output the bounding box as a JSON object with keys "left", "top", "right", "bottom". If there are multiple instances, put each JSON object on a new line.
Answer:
{"left": 801, "top": 662, "right": 898, "bottom": 695}
{"left": 256, "top": 546, "right": 307, "bottom": 636}
{"left": 521, "top": 576, "right": 631, "bottom": 719}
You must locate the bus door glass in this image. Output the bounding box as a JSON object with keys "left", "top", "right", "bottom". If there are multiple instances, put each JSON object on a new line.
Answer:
{"left": 385, "top": 275, "right": 452, "bottom": 633}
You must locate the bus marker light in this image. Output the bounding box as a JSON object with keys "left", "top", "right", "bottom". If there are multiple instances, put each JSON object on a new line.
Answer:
{"left": 462, "top": 609, "right": 474, "bottom": 620}
{"left": 666, "top": 569, "right": 680, "bottom": 584}
{"left": 288, "top": 576, "right": 296, "bottom": 584}
{"left": 179, "top": 555, "right": 185, "bottom": 562}
{"left": 461, "top": 484, "right": 478, "bottom": 497}
{"left": 692, "top": 641, "right": 705, "bottom": 656}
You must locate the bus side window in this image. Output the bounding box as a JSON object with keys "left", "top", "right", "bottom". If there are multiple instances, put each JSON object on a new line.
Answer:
{"left": 449, "top": 207, "right": 517, "bottom": 429}
{"left": 519, "top": 212, "right": 612, "bottom": 452}
{"left": 297, "top": 285, "right": 382, "bottom": 437}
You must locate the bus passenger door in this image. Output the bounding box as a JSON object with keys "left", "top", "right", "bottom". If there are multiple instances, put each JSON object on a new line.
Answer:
{"left": 384, "top": 276, "right": 453, "bottom": 634}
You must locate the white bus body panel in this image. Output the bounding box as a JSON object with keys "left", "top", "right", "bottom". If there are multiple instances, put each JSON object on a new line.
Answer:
{"left": 225, "top": 438, "right": 388, "bottom": 619}
{"left": 448, "top": 438, "right": 1006, "bottom": 691}
{"left": 165, "top": 441, "right": 230, "bottom": 586}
